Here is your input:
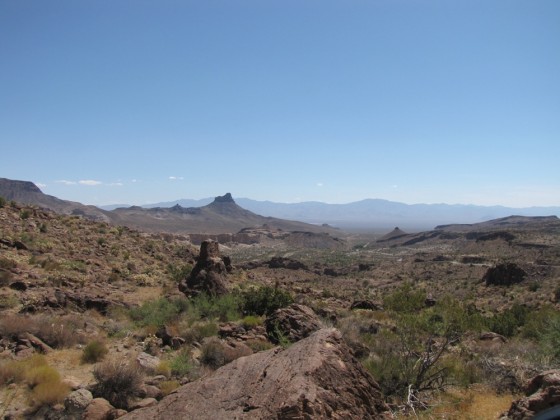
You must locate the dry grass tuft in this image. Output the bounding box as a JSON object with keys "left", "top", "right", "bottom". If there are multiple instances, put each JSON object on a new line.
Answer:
{"left": 411, "top": 386, "right": 516, "bottom": 420}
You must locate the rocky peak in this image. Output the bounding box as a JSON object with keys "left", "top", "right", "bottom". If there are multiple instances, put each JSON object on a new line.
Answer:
{"left": 212, "top": 193, "right": 235, "bottom": 204}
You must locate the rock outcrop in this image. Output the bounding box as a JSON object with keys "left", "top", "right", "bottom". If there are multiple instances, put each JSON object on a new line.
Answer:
{"left": 178, "top": 240, "right": 231, "bottom": 297}
{"left": 484, "top": 263, "right": 527, "bottom": 286}
{"left": 121, "top": 328, "right": 390, "bottom": 419}
{"left": 265, "top": 304, "right": 323, "bottom": 344}
{"left": 501, "top": 370, "right": 560, "bottom": 419}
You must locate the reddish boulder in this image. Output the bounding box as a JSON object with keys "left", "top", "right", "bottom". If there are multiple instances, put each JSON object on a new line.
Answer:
{"left": 121, "top": 328, "right": 390, "bottom": 419}
{"left": 265, "top": 304, "right": 322, "bottom": 344}
{"left": 501, "top": 370, "right": 560, "bottom": 419}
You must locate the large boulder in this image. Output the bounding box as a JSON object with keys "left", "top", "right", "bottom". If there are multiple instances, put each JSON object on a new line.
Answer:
{"left": 501, "top": 370, "right": 560, "bottom": 419}
{"left": 484, "top": 263, "right": 527, "bottom": 286}
{"left": 265, "top": 304, "right": 323, "bottom": 344}
{"left": 178, "top": 240, "right": 231, "bottom": 297}
{"left": 121, "top": 328, "right": 390, "bottom": 419}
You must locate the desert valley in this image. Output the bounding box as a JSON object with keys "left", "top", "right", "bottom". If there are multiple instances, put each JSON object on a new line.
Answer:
{"left": 0, "top": 177, "right": 558, "bottom": 419}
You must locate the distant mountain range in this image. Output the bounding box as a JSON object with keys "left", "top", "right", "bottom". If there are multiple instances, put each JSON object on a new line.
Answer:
{"left": 3, "top": 177, "right": 559, "bottom": 233}
{"left": 103, "top": 196, "right": 560, "bottom": 231}
{"left": 0, "top": 178, "right": 338, "bottom": 236}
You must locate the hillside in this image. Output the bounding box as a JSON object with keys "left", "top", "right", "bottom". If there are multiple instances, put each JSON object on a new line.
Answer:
{"left": 1, "top": 200, "right": 559, "bottom": 418}
{"left": 110, "top": 193, "right": 340, "bottom": 236}
{"left": 0, "top": 178, "right": 110, "bottom": 222}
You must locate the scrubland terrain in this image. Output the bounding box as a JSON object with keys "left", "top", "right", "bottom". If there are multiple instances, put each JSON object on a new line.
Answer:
{"left": 0, "top": 197, "right": 559, "bottom": 418}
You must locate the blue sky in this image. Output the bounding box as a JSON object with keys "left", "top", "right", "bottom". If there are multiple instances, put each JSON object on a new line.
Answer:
{"left": 1, "top": 0, "right": 559, "bottom": 207}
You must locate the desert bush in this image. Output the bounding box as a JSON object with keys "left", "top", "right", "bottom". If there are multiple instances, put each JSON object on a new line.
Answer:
{"left": 245, "top": 339, "right": 275, "bottom": 352}
{"left": 25, "top": 365, "right": 61, "bottom": 389}
{"left": 188, "top": 293, "right": 241, "bottom": 322}
{"left": 129, "top": 297, "right": 185, "bottom": 329}
{"left": 30, "top": 380, "right": 70, "bottom": 407}
{"left": 169, "top": 348, "right": 192, "bottom": 377}
{"left": 181, "top": 321, "right": 219, "bottom": 344}
{"left": 20, "top": 209, "right": 31, "bottom": 220}
{"left": 240, "top": 286, "right": 293, "bottom": 316}
{"left": 168, "top": 263, "right": 193, "bottom": 283}
{"left": 364, "top": 316, "right": 458, "bottom": 409}
{"left": 384, "top": 282, "right": 426, "bottom": 313}
{"left": 81, "top": 340, "right": 109, "bottom": 363}
{"left": 0, "top": 315, "right": 81, "bottom": 348}
{"left": 200, "top": 338, "right": 229, "bottom": 369}
{"left": 199, "top": 337, "right": 252, "bottom": 370}
{"left": 418, "top": 297, "right": 486, "bottom": 336}
{"left": 522, "top": 305, "right": 560, "bottom": 362}
{"left": 485, "top": 303, "right": 528, "bottom": 337}
{"left": 0, "top": 269, "right": 13, "bottom": 286}
{"left": 241, "top": 315, "right": 263, "bottom": 329}
{"left": 159, "top": 380, "right": 180, "bottom": 396}
{"left": 155, "top": 361, "right": 171, "bottom": 378}
{"left": 0, "top": 257, "right": 17, "bottom": 270}
{"left": 0, "top": 360, "right": 26, "bottom": 385}
{"left": 92, "top": 359, "right": 143, "bottom": 409}
{"left": 0, "top": 355, "right": 69, "bottom": 408}
{"left": 0, "top": 196, "right": 6, "bottom": 207}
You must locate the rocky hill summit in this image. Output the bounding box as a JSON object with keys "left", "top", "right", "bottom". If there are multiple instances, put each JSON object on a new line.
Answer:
{"left": 0, "top": 177, "right": 110, "bottom": 222}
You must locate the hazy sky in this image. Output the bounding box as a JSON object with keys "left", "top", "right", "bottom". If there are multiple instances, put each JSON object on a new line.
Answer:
{"left": 1, "top": 1, "right": 559, "bottom": 207}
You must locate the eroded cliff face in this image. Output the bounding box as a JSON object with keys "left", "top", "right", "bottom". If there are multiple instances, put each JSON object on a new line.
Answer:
{"left": 122, "top": 328, "right": 391, "bottom": 420}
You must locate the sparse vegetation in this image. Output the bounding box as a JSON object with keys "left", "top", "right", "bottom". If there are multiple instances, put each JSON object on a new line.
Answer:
{"left": 0, "top": 355, "right": 70, "bottom": 409}
{"left": 92, "top": 359, "right": 143, "bottom": 409}
{"left": 81, "top": 340, "right": 109, "bottom": 363}
{"left": 0, "top": 201, "right": 559, "bottom": 417}
{"left": 169, "top": 348, "right": 192, "bottom": 376}
{"left": 240, "top": 286, "right": 294, "bottom": 316}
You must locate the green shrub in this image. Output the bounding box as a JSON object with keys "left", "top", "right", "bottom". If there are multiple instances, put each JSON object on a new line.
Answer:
{"left": 169, "top": 349, "right": 192, "bottom": 377}
{"left": 129, "top": 297, "right": 185, "bottom": 329}
{"left": 485, "top": 303, "right": 528, "bottom": 337}
{"left": 168, "top": 263, "right": 193, "bottom": 283}
{"left": 240, "top": 286, "right": 294, "bottom": 316}
{"left": 241, "top": 315, "right": 262, "bottom": 329}
{"left": 81, "top": 340, "right": 109, "bottom": 363}
{"left": 523, "top": 305, "right": 560, "bottom": 362}
{"left": 182, "top": 321, "right": 218, "bottom": 344}
{"left": 384, "top": 282, "right": 426, "bottom": 313}
{"left": 0, "top": 196, "right": 6, "bottom": 208}
{"left": 92, "top": 359, "right": 143, "bottom": 409}
{"left": 188, "top": 293, "right": 241, "bottom": 322}
{"left": 20, "top": 209, "right": 31, "bottom": 220}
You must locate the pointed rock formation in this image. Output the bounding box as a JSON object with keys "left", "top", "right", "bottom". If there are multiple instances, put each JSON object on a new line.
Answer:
{"left": 178, "top": 240, "right": 231, "bottom": 297}
{"left": 377, "top": 227, "right": 409, "bottom": 242}
{"left": 121, "top": 328, "right": 391, "bottom": 419}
